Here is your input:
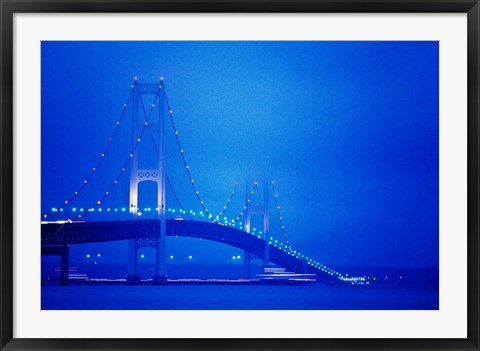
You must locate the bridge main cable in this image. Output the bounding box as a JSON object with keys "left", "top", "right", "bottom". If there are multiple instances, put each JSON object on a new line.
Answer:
{"left": 162, "top": 86, "right": 217, "bottom": 223}
{"left": 77, "top": 83, "right": 161, "bottom": 219}
{"left": 147, "top": 132, "right": 193, "bottom": 221}
{"left": 216, "top": 180, "right": 239, "bottom": 221}
{"left": 43, "top": 80, "right": 137, "bottom": 219}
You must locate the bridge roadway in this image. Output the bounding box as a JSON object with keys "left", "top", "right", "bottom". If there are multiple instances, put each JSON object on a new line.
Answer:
{"left": 41, "top": 219, "right": 337, "bottom": 282}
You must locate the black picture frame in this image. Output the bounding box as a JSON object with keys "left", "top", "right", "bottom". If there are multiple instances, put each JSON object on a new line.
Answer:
{"left": 1, "top": 1, "right": 479, "bottom": 350}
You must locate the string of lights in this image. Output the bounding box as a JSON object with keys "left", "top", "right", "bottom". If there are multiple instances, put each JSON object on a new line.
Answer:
{"left": 162, "top": 85, "right": 216, "bottom": 223}
{"left": 77, "top": 83, "right": 161, "bottom": 219}
{"left": 271, "top": 179, "right": 292, "bottom": 252}
{"left": 216, "top": 180, "right": 239, "bottom": 219}
{"left": 229, "top": 182, "right": 258, "bottom": 226}
{"left": 43, "top": 79, "right": 137, "bottom": 219}
{"left": 148, "top": 131, "right": 193, "bottom": 221}
{"left": 42, "top": 79, "right": 348, "bottom": 281}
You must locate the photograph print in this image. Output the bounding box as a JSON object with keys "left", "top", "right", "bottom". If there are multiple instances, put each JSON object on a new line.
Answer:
{"left": 41, "top": 41, "right": 439, "bottom": 310}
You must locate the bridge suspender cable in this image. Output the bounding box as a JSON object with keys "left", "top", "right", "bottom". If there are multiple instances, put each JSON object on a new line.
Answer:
{"left": 43, "top": 80, "right": 136, "bottom": 219}
{"left": 77, "top": 85, "right": 161, "bottom": 219}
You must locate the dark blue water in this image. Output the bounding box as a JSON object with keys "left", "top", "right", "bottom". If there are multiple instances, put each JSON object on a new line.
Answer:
{"left": 41, "top": 284, "right": 438, "bottom": 310}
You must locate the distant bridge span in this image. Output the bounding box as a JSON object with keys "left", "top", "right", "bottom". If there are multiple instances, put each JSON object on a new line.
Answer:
{"left": 41, "top": 219, "right": 336, "bottom": 282}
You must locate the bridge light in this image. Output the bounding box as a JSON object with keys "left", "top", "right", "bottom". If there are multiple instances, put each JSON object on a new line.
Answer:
{"left": 232, "top": 256, "right": 236, "bottom": 260}
{"left": 170, "top": 256, "right": 174, "bottom": 259}
{"left": 160, "top": 76, "right": 164, "bottom": 81}
{"left": 86, "top": 254, "right": 90, "bottom": 258}
{"left": 237, "top": 255, "right": 241, "bottom": 259}
{"left": 134, "top": 76, "right": 138, "bottom": 80}
{"left": 137, "top": 138, "right": 141, "bottom": 142}
{"left": 80, "top": 208, "right": 84, "bottom": 212}
{"left": 98, "top": 208, "right": 102, "bottom": 212}
{"left": 151, "top": 104, "right": 155, "bottom": 108}
{"left": 97, "top": 254, "right": 101, "bottom": 257}
{"left": 97, "top": 201, "right": 101, "bottom": 205}
{"left": 137, "top": 212, "right": 142, "bottom": 216}
{"left": 140, "top": 254, "right": 145, "bottom": 259}
{"left": 188, "top": 255, "right": 192, "bottom": 260}
{"left": 72, "top": 208, "right": 76, "bottom": 212}
{"left": 84, "top": 180, "right": 88, "bottom": 184}
{"left": 107, "top": 208, "right": 111, "bottom": 211}
{"left": 121, "top": 208, "right": 126, "bottom": 212}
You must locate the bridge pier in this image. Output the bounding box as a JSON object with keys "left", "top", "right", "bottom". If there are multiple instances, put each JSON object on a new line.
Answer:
{"left": 152, "top": 219, "right": 167, "bottom": 285}
{"left": 60, "top": 244, "right": 69, "bottom": 286}
{"left": 243, "top": 251, "right": 251, "bottom": 279}
{"left": 126, "top": 239, "right": 141, "bottom": 284}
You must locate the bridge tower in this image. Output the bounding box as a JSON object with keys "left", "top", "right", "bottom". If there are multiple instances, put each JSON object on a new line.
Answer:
{"left": 126, "top": 79, "right": 167, "bottom": 285}
{"left": 243, "top": 171, "right": 270, "bottom": 278}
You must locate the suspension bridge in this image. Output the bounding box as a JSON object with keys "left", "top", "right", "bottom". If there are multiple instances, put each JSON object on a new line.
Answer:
{"left": 41, "top": 77, "right": 354, "bottom": 286}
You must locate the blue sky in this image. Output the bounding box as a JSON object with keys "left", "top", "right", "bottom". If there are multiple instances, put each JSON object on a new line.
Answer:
{"left": 41, "top": 41, "right": 439, "bottom": 268}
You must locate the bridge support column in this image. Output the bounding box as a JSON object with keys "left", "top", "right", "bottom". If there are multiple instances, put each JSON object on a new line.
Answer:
{"left": 245, "top": 172, "right": 270, "bottom": 270}
{"left": 263, "top": 233, "right": 270, "bottom": 268}
{"left": 152, "top": 219, "right": 167, "bottom": 285}
{"left": 126, "top": 239, "right": 141, "bottom": 284}
{"left": 60, "top": 244, "right": 69, "bottom": 286}
{"left": 243, "top": 251, "right": 251, "bottom": 279}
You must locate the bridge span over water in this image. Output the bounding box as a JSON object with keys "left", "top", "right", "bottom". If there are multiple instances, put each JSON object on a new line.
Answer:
{"left": 42, "top": 79, "right": 347, "bottom": 286}
{"left": 41, "top": 219, "right": 337, "bottom": 284}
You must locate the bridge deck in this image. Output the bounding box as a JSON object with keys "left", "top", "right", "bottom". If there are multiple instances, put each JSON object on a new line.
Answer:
{"left": 41, "top": 219, "right": 337, "bottom": 282}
